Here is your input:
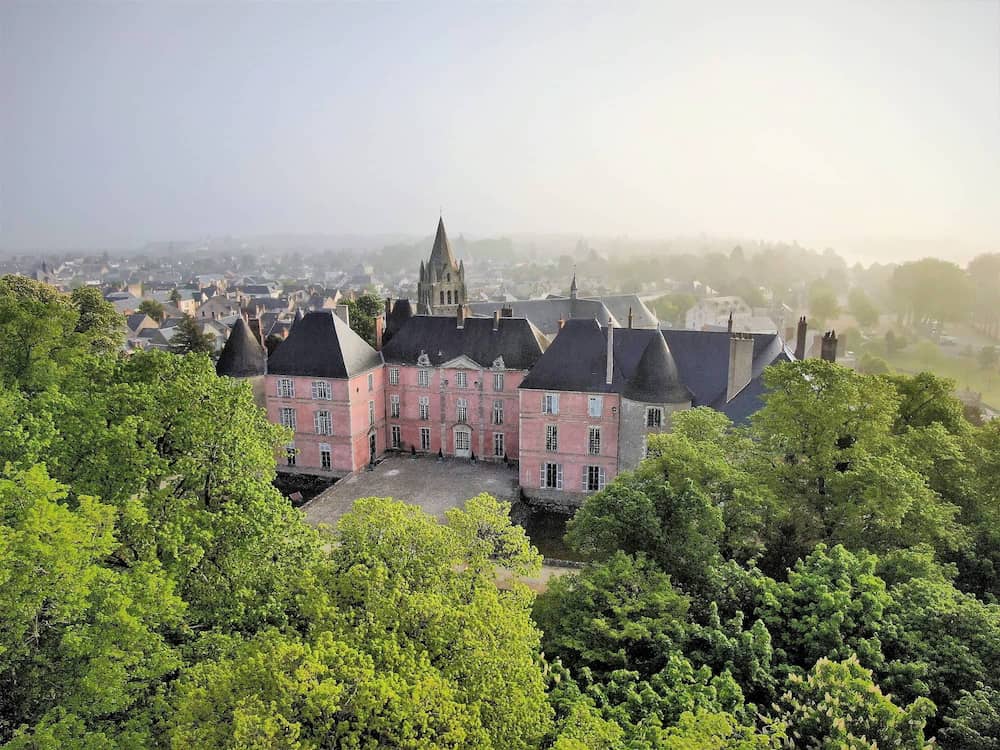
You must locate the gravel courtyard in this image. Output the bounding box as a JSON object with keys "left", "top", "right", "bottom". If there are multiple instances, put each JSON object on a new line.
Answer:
{"left": 301, "top": 455, "right": 520, "bottom": 527}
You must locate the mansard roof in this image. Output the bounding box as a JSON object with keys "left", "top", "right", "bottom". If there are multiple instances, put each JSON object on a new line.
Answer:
{"left": 216, "top": 318, "right": 267, "bottom": 377}
{"left": 267, "top": 310, "right": 382, "bottom": 378}
{"left": 428, "top": 217, "right": 458, "bottom": 270}
{"left": 519, "top": 318, "right": 691, "bottom": 403}
{"left": 381, "top": 314, "right": 549, "bottom": 371}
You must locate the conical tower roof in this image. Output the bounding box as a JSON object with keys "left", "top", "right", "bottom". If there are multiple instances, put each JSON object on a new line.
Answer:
{"left": 623, "top": 332, "right": 692, "bottom": 403}
{"left": 428, "top": 217, "right": 457, "bottom": 270}
{"left": 216, "top": 318, "right": 267, "bottom": 377}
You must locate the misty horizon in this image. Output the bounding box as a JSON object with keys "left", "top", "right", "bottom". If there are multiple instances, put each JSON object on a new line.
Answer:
{"left": 2, "top": 1, "right": 999, "bottom": 262}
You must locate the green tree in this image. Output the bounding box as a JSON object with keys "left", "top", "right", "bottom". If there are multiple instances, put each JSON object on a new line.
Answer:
{"left": 70, "top": 286, "right": 123, "bottom": 354}
{"left": 775, "top": 656, "right": 934, "bottom": 749}
{"left": 168, "top": 314, "right": 215, "bottom": 354}
{"left": 346, "top": 293, "right": 384, "bottom": 348}
{"left": 808, "top": 281, "right": 840, "bottom": 325}
{"left": 847, "top": 287, "right": 879, "bottom": 328}
{"left": 137, "top": 299, "right": 164, "bottom": 322}
{"left": 890, "top": 258, "right": 971, "bottom": 325}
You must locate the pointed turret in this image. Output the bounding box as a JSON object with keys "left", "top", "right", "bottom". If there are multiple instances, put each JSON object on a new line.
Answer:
{"left": 216, "top": 318, "right": 267, "bottom": 377}
{"left": 429, "top": 216, "right": 457, "bottom": 270}
{"left": 624, "top": 332, "right": 691, "bottom": 403}
{"left": 570, "top": 273, "right": 578, "bottom": 300}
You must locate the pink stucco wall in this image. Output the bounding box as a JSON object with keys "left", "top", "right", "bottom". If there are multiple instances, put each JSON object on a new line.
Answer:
{"left": 265, "top": 367, "right": 384, "bottom": 474}
{"left": 519, "top": 389, "right": 620, "bottom": 493}
{"left": 384, "top": 364, "right": 525, "bottom": 460}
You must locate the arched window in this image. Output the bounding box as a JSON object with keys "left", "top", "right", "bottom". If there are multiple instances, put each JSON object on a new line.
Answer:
{"left": 447, "top": 290, "right": 452, "bottom": 304}
{"left": 447, "top": 273, "right": 451, "bottom": 281}
{"left": 440, "top": 291, "right": 444, "bottom": 305}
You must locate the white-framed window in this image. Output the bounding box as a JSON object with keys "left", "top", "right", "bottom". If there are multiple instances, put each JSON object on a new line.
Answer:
{"left": 389, "top": 367, "right": 399, "bottom": 385}
{"left": 314, "top": 410, "right": 332, "bottom": 435}
{"left": 389, "top": 393, "right": 400, "bottom": 418}
{"left": 647, "top": 407, "right": 663, "bottom": 428}
{"left": 589, "top": 426, "right": 601, "bottom": 455}
{"left": 368, "top": 373, "right": 374, "bottom": 392}
{"left": 493, "top": 372, "right": 504, "bottom": 391}
{"left": 545, "top": 424, "right": 558, "bottom": 451}
{"left": 391, "top": 425, "right": 401, "bottom": 448}
{"left": 368, "top": 400, "right": 375, "bottom": 426}
{"left": 584, "top": 465, "right": 607, "bottom": 492}
{"left": 542, "top": 393, "right": 560, "bottom": 414}
{"left": 417, "top": 369, "right": 430, "bottom": 387}
{"left": 455, "top": 430, "right": 470, "bottom": 452}
{"left": 418, "top": 396, "right": 430, "bottom": 420}
{"left": 456, "top": 398, "right": 468, "bottom": 423}
{"left": 541, "top": 462, "right": 563, "bottom": 489}
{"left": 285, "top": 443, "right": 296, "bottom": 466}
{"left": 588, "top": 396, "right": 603, "bottom": 418}
{"left": 311, "top": 380, "right": 331, "bottom": 400}
{"left": 319, "top": 443, "right": 332, "bottom": 471}
{"left": 279, "top": 407, "right": 297, "bottom": 430}
{"left": 456, "top": 371, "right": 468, "bottom": 389}
{"left": 277, "top": 378, "right": 294, "bottom": 398}
{"left": 492, "top": 399, "right": 504, "bottom": 425}
{"left": 493, "top": 432, "right": 504, "bottom": 457}
{"left": 420, "top": 427, "right": 431, "bottom": 451}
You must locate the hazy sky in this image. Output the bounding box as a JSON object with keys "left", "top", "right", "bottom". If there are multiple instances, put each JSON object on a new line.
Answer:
{"left": 2, "top": 1, "right": 999, "bottom": 258}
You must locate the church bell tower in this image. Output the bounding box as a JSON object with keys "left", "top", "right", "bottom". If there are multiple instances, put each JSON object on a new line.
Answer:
{"left": 417, "top": 217, "right": 467, "bottom": 316}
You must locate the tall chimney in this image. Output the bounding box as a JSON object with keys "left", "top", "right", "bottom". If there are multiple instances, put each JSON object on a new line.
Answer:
{"left": 727, "top": 333, "right": 754, "bottom": 402}
{"left": 605, "top": 318, "right": 615, "bottom": 385}
{"left": 727, "top": 310, "right": 734, "bottom": 333}
{"left": 627, "top": 307, "right": 634, "bottom": 329}
{"left": 456, "top": 304, "right": 465, "bottom": 329}
{"left": 375, "top": 314, "right": 385, "bottom": 351}
{"left": 821, "top": 330, "right": 838, "bottom": 363}
{"left": 794, "top": 316, "right": 807, "bottom": 360}
{"left": 493, "top": 310, "right": 500, "bottom": 331}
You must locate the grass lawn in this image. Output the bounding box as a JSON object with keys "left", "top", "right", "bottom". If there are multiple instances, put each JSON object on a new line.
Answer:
{"left": 884, "top": 349, "right": 1000, "bottom": 409}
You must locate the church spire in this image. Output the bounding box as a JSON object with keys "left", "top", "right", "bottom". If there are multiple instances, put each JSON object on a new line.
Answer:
{"left": 429, "top": 216, "right": 457, "bottom": 270}
{"left": 569, "top": 271, "right": 578, "bottom": 300}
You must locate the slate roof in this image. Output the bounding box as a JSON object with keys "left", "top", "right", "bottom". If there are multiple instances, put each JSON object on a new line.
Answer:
{"left": 381, "top": 314, "right": 549, "bottom": 370}
{"left": 267, "top": 311, "right": 382, "bottom": 378}
{"left": 583, "top": 294, "right": 659, "bottom": 329}
{"left": 125, "top": 313, "right": 153, "bottom": 333}
{"left": 661, "top": 329, "right": 794, "bottom": 423}
{"left": 520, "top": 318, "right": 691, "bottom": 403}
{"left": 467, "top": 297, "right": 616, "bottom": 337}
{"left": 216, "top": 318, "right": 267, "bottom": 377}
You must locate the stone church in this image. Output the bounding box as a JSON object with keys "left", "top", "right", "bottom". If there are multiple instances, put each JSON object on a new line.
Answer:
{"left": 417, "top": 217, "right": 467, "bottom": 315}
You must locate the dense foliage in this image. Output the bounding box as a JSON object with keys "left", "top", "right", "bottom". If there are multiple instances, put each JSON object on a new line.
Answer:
{"left": 1, "top": 277, "right": 999, "bottom": 748}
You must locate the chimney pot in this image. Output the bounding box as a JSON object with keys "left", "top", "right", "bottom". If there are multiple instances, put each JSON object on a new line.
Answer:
{"left": 456, "top": 304, "right": 465, "bottom": 329}
{"left": 493, "top": 310, "right": 500, "bottom": 331}
{"left": 627, "top": 307, "right": 634, "bottom": 328}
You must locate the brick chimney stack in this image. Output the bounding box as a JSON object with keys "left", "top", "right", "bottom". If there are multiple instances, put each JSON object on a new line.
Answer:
{"left": 375, "top": 314, "right": 385, "bottom": 351}
{"left": 727, "top": 310, "right": 734, "bottom": 333}
{"left": 794, "top": 316, "right": 808, "bottom": 360}
{"left": 493, "top": 310, "right": 500, "bottom": 331}
{"left": 500, "top": 305, "right": 513, "bottom": 318}
{"left": 821, "top": 330, "right": 838, "bottom": 362}
{"left": 627, "top": 307, "right": 634, "bottom": 329}
{"left": 456, "top": 304, "right": 466, "bottom": 329}
{"left": 605, "top": 318, "right": 615, "bottom": 385}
